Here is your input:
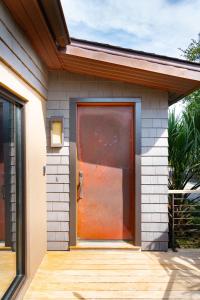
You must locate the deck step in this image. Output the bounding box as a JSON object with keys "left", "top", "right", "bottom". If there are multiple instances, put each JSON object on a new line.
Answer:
{"left": 70, "top": 241, "right": 141, "bottom": 251}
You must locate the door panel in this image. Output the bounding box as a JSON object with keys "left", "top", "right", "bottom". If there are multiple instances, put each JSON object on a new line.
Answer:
{"left": 77, "top": 104, "right": 135, "bottom": 240}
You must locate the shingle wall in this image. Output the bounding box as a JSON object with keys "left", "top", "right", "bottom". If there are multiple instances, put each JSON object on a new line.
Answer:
{"left": 0, "top": 2, "right": 48, "bottom": 98}
{"left": 47, "top": 71, "right": 169, "bottom": 251}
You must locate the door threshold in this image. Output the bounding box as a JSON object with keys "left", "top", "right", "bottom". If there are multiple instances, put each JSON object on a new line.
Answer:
{"left": 0, "top": 246, "right": 12, "bottom": 251}
{"left": 70, "top": 240, "right": 141, "bottom": 251}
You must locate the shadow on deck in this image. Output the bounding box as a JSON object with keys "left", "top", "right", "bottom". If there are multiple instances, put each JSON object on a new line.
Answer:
{"left": 24, "top": 249, "right": 200, "bottom": 299}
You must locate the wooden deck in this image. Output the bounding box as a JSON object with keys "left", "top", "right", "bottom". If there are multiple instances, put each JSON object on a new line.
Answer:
{"left": 24, "top": 249, "right": 200, "bottom": 299}
{"left": 0, "top": 251, "right": 16, "bottom": 298}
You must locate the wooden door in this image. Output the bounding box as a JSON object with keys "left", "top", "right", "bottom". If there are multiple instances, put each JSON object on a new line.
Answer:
{"left": 77, "top": 104, "right": 135, "bottom": 240}
{"left": 0, "top": 104, "right": 5, "bottom": 241}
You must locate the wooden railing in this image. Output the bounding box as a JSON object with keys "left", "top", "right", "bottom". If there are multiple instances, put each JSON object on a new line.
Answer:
{"left": 168, "top": 190, "right": 200, "bottom": 251}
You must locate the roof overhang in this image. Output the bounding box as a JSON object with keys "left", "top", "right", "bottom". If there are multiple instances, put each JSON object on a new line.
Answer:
{"left": 2, "top": 0, "right": 69, "bottom": 68}
{"left": 3, "top": 0, "right": 200, "bottom": 105}
{"left": 38, "top": 0, "right": 70, "bottom": 48}
{"left": 62, "top": 38, "right": 200, "bottom": 105}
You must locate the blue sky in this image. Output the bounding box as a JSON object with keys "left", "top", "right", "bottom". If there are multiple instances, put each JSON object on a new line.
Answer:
{"left": 61, "top": 0, "right": 200, "bottom": 59}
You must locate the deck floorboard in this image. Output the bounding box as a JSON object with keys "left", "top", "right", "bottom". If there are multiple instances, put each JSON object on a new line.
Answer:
{"left": 24, "top": 249, "right": 200, "bottom": 299}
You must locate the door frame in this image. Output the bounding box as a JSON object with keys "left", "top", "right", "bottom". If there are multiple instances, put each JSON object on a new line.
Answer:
{"left": 0, "top": 87, "right": 26, "bottom": 300}
{"left": 69, "top": 98, "right": 141, "bottom": 247}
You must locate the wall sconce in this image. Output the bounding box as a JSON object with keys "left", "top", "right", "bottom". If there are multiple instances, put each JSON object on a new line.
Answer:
{"left": 50, "top": 117, "right": 64, "bottom": 147}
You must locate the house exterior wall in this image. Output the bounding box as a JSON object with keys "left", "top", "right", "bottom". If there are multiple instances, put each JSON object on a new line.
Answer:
{"left": 0, "top": 2, "right": 48, "bottom": 98}
{"left": 47, "top": 71, "right": 169, "bottom": 251}
{"left": 0, "top": 2, "right": 47, "bottom": 299}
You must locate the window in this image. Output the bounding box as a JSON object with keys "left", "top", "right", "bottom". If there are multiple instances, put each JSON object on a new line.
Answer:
{"left": 0, "top": 88, "right": 25, "bottom": 300}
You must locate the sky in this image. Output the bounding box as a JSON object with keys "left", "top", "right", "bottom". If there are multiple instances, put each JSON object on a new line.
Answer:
{"left": 61, "top": 0, "right": 200, "bottom": 59}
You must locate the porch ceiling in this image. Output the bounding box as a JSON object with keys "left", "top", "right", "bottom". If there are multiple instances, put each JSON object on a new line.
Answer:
{"left": 3, "top": 0, "right": 200, "bottom": 104}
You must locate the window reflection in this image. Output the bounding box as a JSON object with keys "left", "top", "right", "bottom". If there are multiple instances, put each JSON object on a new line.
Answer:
{"left": 0, "top": 97, "right": 19, "bottom": 298}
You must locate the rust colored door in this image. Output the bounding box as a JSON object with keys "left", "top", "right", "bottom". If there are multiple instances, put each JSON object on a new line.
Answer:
{"left": 77, "top": 104, "right": 135, "bottom": 240}
{"left": 0, "top": 104, "right": 5, "bottom": 241}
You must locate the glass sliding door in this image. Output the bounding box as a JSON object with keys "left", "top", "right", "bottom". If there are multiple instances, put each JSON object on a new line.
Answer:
{"left": 0, "top": 88, "right": 25, "bottom": 300}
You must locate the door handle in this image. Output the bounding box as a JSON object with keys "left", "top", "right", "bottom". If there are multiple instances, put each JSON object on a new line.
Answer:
{"left": 79, "top": 171, "right": 84, "bottom": 199}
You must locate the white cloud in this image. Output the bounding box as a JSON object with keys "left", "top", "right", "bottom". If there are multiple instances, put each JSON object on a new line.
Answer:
{"left": 61, "top": 0, "right": 200, "bottom": 58}
{"left": 169, "top": 100, "right": 186, "bottom": 117}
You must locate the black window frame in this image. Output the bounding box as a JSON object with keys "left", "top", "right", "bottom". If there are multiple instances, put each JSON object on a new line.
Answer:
{"left": 0, "top": 87, "right": 26, "bottom": 300}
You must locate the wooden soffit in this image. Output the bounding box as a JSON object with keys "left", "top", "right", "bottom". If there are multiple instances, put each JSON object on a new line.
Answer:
{"left": 59, "top": 39, "right": 200, "bottom": 104}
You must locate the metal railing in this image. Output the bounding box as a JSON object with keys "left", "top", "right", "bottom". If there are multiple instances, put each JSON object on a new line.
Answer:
{"left": 168, "top": 190, "right": 200, "bottom": 251}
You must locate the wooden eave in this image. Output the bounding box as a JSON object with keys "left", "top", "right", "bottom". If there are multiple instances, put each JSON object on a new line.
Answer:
{"left": 3, "top": 0, "right": 200, "bottom": 104}
{"left": 38, "top": 0, "right": 70, "bottom": 48}
{"left": 2, "top": 0, "right": 64, "bottom": 69}
{"left": 59, "top": 39, "right": 200, "bottom": 104}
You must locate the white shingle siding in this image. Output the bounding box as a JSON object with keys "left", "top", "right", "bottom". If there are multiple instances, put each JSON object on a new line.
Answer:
{"left": 141, "top": 185, "right": 168, "bottom": 194}
{"left": 142, "top": 147, "right": 168, "bottom": 156}
{"left": 142, "top": 213, "right": 168, "bottom": 222}
{"left": 142, "top": 166, "right": 168, "bottom": 175}
{"left": 46, "top": 71, "right": 169, "bottom": 251}
{"left": 142, "top": 176, "right": 168, "bottom": 185}
{"left": 142, "top": 194, "right": 168, "bottom": 204}
{"left": 142, "top": 157, "right": 168, "bottom": 166}
{"left": 142, "top": 223, "right": 168, "bottom": 232}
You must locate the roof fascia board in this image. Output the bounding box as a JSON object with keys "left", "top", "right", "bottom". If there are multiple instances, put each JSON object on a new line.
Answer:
{"left": 38, "top": 0, "right": 70, "bottom": 48}
{"left": 71, "top": 38, "right": 200, "bottom": 71}
{"left": 65, "top": 44, "right": 200, "bottom": 82}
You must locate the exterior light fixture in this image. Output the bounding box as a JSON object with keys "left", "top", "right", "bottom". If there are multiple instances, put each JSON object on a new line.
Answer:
{"left": 50, "top": 117, "right": 64, "bottom": 147}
